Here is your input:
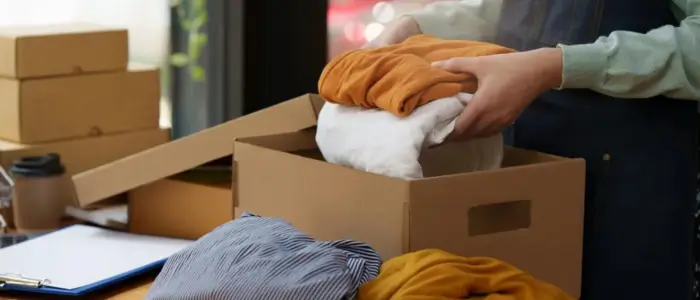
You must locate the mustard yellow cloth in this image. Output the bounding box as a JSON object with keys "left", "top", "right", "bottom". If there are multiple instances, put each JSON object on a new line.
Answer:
{"left": 358, "top": 249, "right": 574, "bottom": 300}
{"left": 318, "top": 35, "right": 515, "bottom": 117}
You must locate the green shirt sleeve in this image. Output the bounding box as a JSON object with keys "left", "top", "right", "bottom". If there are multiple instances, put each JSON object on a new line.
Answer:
{"left": 409, "top": 0, "right": 700, "bottom": 101}
{"left": 557, "top": 0, "right": 700, "bottom": 100}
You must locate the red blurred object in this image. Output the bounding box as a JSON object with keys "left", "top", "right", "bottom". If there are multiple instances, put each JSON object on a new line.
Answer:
{"left": 330, "top": 0, "right": 389, "bottom": 11}
{"left": 328, "top": 0, "right": 411, "bottom": 59}
{"left": 328, "top": 0, "right": 389, "bottom": 21}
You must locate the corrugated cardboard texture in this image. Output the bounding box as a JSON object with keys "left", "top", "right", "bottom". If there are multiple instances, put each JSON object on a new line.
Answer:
{"left": 0, "top": 128, "right": 170, "bottom": 175}
{"left": 0, "top": 23, "right": 127, "bottom": 79}
{"left": 72, "top": 94, "right": 325, "bottom": 207}
{"left": 234, "top": 131, "right": 585, "bottom": 298}
{"left": 0, "top": 63, "right": 160, "bottom": 143}
{"left": 129, "top": 175, "right": 234, "bottom": 240}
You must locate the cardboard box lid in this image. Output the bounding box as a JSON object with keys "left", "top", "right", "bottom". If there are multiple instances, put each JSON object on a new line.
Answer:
{"left": 71, "top": 94, "right": 324, "bottom": 207}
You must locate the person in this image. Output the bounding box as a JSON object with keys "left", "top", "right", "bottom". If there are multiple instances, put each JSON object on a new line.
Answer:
{"left": 366, "top": 1, "right": 700, "bottom": 299}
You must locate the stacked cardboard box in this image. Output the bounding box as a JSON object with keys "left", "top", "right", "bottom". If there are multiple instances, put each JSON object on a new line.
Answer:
{"left": 0, "top": 23, "right": 170, "bottom": 224}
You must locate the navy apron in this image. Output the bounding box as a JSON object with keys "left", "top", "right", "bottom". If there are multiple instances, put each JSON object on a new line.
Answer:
{"left": 695, "top": 150, "right": 700, "bottom": 299}
{"left": 496, "top": 0, "right": 699, "bottom": 299}
{"left": 695, "top": 156, "right": 700, "bottom": 299}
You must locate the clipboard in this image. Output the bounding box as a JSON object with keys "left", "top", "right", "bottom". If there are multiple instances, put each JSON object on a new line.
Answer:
{"left": 0, "top": 261, "right": 161, "bottom": 296}
{"left": 0, "top": 224, "right": 192, "bottom": 296}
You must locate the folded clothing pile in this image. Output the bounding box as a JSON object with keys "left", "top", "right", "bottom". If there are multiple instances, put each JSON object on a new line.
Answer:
{"left": 316, "top": 35, "right": 516, "bottom": 179}
{"left": 147, "top": 213, "right": 574, "bottom": 300}
{"left": 359, "top": 248, "right": 574, "bottom": 300}
{"left": 146, "top": 212, "right": 381, "bottom": 300}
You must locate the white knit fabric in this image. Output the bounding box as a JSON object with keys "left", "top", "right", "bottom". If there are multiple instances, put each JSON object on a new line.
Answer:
{"left": 316, "top": 93, "right": 503, "bottom": 179}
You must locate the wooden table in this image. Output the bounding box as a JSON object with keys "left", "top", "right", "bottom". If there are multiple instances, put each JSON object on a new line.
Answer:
{"left": 101, "top": 275, "right": 154, "bottom": 300}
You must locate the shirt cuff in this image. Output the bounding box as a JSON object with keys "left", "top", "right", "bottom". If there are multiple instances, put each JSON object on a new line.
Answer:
{"left": 556, "top": 43, "right": 609, "bottom": 90}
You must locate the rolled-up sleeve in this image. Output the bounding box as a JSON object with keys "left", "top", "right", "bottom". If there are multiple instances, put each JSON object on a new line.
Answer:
{"left": 406, "top": 0, "right": 503, "bottom": 42}
{"left": 558, "top": 0, "right": 700, "bottom": 101}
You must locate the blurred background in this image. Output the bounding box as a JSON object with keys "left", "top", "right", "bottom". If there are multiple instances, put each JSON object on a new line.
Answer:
{"left": 0, "top": 0, "right": 444, "bottom": 138}
{"left": 328, "top": 0, "right": 438, "bottom": 57}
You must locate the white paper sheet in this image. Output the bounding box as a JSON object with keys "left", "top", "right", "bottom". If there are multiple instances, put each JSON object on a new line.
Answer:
{"left": 0, "top": 225, "right": 192, "bottom": 290}
{"left": 65, "top": 205, "right": 128, "bottom": 228}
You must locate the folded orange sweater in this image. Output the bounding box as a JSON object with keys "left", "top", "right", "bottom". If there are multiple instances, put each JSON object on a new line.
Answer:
{"left": 358, "top": 249, "right": 574, "bottom": 300}
{"left": 318, "top": 35, "right": 515, "bottom": 117}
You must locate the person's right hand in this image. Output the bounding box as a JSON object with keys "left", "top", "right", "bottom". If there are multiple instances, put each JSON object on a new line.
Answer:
{"left": 363, "top": 16, "right": 422, "bottom": 49}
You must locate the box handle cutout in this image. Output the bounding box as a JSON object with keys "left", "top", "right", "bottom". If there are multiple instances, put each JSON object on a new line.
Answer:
{"left": 468, "top": 200, "right": 531, "bottom": 236}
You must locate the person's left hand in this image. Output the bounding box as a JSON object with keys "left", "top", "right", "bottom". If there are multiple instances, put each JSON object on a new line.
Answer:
{"left": 432, "top": 48, "right": 564, "bottom": 140}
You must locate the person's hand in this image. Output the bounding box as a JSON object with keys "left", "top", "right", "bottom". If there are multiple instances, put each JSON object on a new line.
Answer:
{"left": 432, "top": 48, "right": 564, "bottom": 140}
{"left": 363, "top": 16, "right": 422, "bottom": 49}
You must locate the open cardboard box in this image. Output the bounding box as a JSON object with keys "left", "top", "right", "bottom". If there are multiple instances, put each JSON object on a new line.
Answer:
{"left": 71, "top": 93, "right": 585, "bottom": 297}
{"left": 233, "top": 129, "right": 586, "bottom": 298}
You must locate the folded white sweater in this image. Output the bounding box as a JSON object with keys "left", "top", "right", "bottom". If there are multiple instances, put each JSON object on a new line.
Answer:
{"left": 315, "top": 93, "right": 503, "bottom": 179}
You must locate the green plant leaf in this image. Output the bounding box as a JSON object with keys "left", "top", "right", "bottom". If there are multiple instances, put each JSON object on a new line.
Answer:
{"left": 191, "top": 65, "right": 206, "bottom": 81}
{"left": 197, "top": 34, "right": 208, "bottom": 45}
{"left": 200, "top": 11, "right": 208, "bottom": 24}
{"left": 172, "top": 0, "right": 208, "bottom": 82}
{"left": 170, "top": 53, "right": 190, "bottom": 67}
{"left": 193, "top": 0, "right": 207, "bottom": 12}
{"left": 175, "top": 5, "right": 191, "bottom": 30}
{"left": 191, "top": 12, "right": 208, "bottom": 29}
{"left": 188, "top": 32, "right": 204, "bottom": 59}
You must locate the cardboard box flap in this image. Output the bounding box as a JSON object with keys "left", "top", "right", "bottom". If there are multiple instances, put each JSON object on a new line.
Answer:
{"left": 234, "top": 129, "right": 318, "bottom": 153}
{"left": 72, "top": 94, "right": 324, "bottom": 207}
{"left": 500, "top": 147, "right": 570, "bottom": 166}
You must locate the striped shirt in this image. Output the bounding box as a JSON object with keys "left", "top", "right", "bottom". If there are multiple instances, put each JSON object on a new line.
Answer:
{"left": 147, "top": 212, "right": 382, "bottom": 300}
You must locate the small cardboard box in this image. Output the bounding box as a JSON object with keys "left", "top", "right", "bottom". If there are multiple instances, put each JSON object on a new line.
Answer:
{"left": 0, "top": 127, "right": 170, "bottom": 175}
{"left": 0, "top": 23, "right": 127, "bottom": 79}
{"left": 1, "top": 128, "right": 170, "bottom": 226}
{"left": 0, "top": 63, "right": 160, "bottom": 143}
{"left": 233, "top": 129, "right": 586, "bottom": 298}
{"left": 129, "top": 167, "right": 236, "bottom": 240}
{"left": 72, "top": 94, "right": 324, "bottom": 207}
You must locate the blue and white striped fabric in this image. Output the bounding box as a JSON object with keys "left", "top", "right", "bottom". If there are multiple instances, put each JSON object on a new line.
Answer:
{"left": 146, "top": 212, "right": 382, "bottom": 300}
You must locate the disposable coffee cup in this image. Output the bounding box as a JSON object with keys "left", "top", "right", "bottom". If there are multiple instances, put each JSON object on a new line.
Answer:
{"left": 11, "top": 153, "right": 67, "bottom": 232}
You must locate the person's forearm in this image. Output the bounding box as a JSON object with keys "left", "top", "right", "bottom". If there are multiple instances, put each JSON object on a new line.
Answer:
{"left": 557, "top": 0, "right": 700, "bottom": 100}
{"left": 406, "top": 0, "right": 503, "bottom": 42}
